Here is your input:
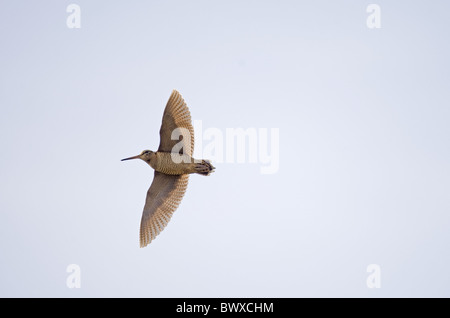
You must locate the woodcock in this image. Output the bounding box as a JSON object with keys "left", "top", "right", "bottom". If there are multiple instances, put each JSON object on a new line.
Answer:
{"left": 122, "top": 90, "right": 215, "bottom": 247}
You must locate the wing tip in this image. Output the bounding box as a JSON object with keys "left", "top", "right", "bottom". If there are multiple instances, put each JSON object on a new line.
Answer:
{"left": 139, "top": 231, "right": 152, "bottom": 248}
{"left": 171, "top": 89, "right": 180, "bottom": 98}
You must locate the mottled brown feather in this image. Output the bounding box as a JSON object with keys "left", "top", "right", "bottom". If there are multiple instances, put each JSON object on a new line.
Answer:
{"left": 158, "top": 89, "right": 195, "bottom": 156}
{"left": 140, "top": 172, "right": 189, "bottom": 247}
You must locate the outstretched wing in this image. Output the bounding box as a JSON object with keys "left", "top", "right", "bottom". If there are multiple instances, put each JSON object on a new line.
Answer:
{"left": 139, "top": 171, "right": 189, "bottom": 247}
{"left": 158, "top": 90, "right": 195, "bottom": 156}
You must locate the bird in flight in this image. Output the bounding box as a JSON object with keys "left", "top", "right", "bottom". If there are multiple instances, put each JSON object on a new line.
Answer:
{"left": 122, "top": 90, "right": 215, "bottom": 247}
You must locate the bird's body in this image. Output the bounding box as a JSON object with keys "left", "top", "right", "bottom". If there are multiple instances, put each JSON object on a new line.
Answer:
{"left": 122, "top": 90, "right": 214, "bottom": 247}
{"left": 141, "top": 151, "right": 214, "bottom": 176}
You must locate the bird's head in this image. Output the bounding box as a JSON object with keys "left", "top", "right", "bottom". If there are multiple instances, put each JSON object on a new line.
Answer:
{"left": 121, "top": 150, "right": 154, "bottom": 163}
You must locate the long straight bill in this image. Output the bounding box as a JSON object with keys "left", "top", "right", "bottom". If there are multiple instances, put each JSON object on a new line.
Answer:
{"left": 121, "top": 155, "right": 140, "bottom": 161}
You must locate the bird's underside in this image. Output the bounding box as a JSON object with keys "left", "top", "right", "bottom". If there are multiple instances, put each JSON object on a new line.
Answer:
{"left": 137, "top": 90, "right": 214, "bottom": 247}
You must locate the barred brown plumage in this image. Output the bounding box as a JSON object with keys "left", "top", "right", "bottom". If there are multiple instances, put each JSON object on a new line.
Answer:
{"left": 121, "top": 90, "right": 215, "bottom": 247}
{"left": 155, "top": 152, "right": 195, "bottom": 175}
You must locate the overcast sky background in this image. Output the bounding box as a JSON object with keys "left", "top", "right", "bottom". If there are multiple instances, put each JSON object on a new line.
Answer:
{"left": 0, "top": 1, "right": 449, "bottom": 297}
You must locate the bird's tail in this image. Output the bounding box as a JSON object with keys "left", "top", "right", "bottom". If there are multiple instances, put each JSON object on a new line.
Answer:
{"left": 194, "top": 160, "right": 215, "bottom": 176}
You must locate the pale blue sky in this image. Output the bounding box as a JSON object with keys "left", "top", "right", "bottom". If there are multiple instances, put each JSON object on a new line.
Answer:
{"left": 0, "top": 1, "right": 449, "bottom": 297}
